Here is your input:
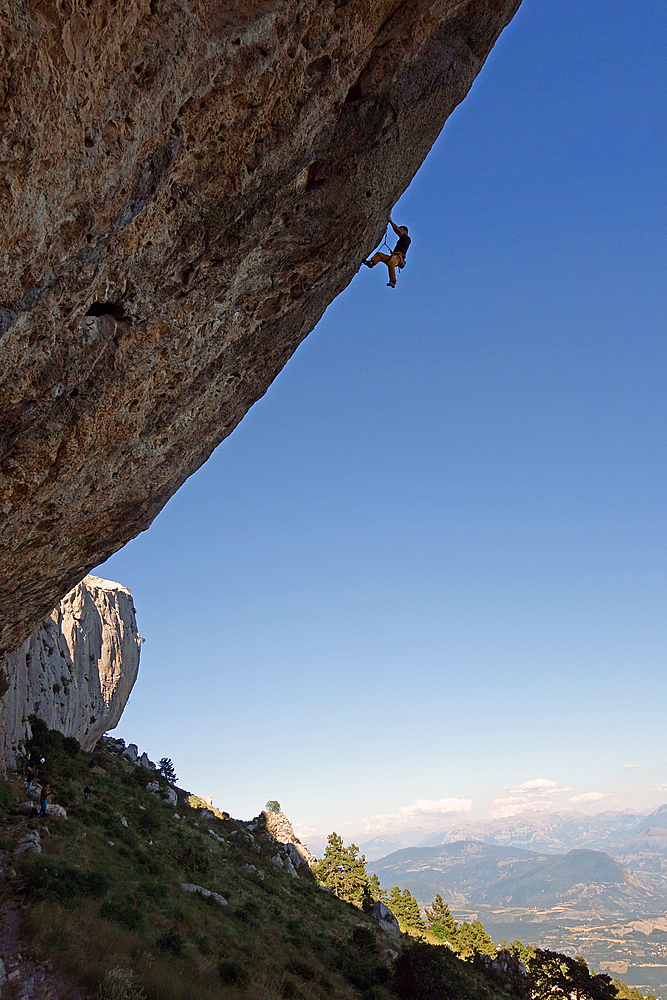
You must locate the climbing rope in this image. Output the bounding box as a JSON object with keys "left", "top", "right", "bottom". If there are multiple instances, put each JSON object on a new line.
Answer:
{"left": 379, "top": 227, "right": 393, "bottom": 253}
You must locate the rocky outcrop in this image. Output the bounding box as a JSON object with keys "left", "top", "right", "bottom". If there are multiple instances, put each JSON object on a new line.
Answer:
{"left": 371, "top": 901, "right": 402, "bottom": 937}
{"left": 0, "top": 575, "right": 140, "bottom": 764}
{"left": 0, "top": 0, "right": 521, "bottom": 663}
{"left": 263, "top": 809, "right": 318, "bottom": 868}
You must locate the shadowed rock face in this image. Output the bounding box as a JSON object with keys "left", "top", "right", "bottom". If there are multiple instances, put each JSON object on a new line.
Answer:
{"left": 0, "top": 0, "right": 521, "bottom": 663}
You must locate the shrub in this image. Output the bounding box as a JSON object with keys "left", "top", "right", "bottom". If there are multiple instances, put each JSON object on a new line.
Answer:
{"left": 156, "top": 929, "right": 186, "bottom": 957}
{"left": 194, "top": 933, "right": 211, "bottom": 955}
{"left": 100, "top": 897, "right": 144, "bottom": 931}
{"left": 176, "top": 845, "right": 208, "bottom": 876}
{"left": 22, "top": 858, "right": 108, "bottom": 905}
{"left": 137, "top": 810, "right": 160, "bottom": 834}
{"left": 217, "top": 959, "right": 249, "bottom": 987}
{"left": 62, "top": 736, "right": 81, "bottom": 757}
{"left": 351, "top": 924, "right": 379, "bottom": 954}
{"left": 96, "top": 967, "right": 147, "bottom": 1000}
{"left": 287, "top": 960, "right": 317, "bottom": 981}
{"left": 279, "top": 976, "right": 303, "bottom": 999}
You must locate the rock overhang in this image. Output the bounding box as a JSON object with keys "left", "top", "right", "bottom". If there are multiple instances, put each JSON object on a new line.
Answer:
{"left": 0, "top": 0, "right": 522, "bottom": 664}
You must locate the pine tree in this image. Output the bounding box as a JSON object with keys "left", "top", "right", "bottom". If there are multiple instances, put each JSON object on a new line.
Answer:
{"left": 509, "top": 939, "right": 536, "bottom": 968}
{"left": 455, "top": 920, "right": 496, "bottom": 960}
{"left": 387, "top": 885, "right": 404, "bottom": 922}
{"left": 158, "top": 757, "right": 177, "bottom": 783}
{"left": 385, "top": 886, "right": 426, "bottom": 938}
{"left": 313, "top": 832, "right": 372, "bottom": 910}
{"left": 400, "top": 888, "right": 426, "bottom": 939}
{"left": 368, "top": 873, "right": 386, "bottom": 903}
{"left": 425, "top": 893, "right": 459, "bottom": 945}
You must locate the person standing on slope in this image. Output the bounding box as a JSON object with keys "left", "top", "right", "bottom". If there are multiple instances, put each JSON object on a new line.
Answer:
{"left": 363, "top": 217, "right": 411, "bottom": 288}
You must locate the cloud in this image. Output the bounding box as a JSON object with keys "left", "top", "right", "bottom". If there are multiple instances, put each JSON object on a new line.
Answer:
{"left": 363, "top": 798, "right": 472, "bottom": 835}
{"left": 491, "top": 777, "right": 573, "bottom": 818}
{"left": 652, "top": 783, "right": 667, "bottom": 793}
{"left": 493, "top": 800, "right": 554, "bottom": 818}
{"left": 568, "top": 791, "right": 610, "bottom": 804}
{"left": 292, "top": 823, "right": 319, "bottom": 841}
{"left": 504, "top": 779, "right": 557, "bottom": 793}
{"left": 623, "top": 764, "right": 640, "bottom": 769}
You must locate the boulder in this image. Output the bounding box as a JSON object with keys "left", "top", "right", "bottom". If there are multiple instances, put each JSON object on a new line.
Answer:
{"left": 285, "top": 842, "right": 315, "bottom": 879}
{"left": 371, "top": 901, "right": 401, "bottom": 937}
{"left": 182, "top": 883, "right": 228, "bottom": 906}
{"left": 14, "top": 830, "right": 41, "bottom": 856}
{"left": 272, "top": 852, "right": 298, "bottom": 878}
{"left": 17, "top": 802, "right": 66, "bottom": 818}
{"left": 122, "top": 743, "right": 139, "bottom": 763}
{"left": 102, "top": 737, "right": 126, "bottom": 753}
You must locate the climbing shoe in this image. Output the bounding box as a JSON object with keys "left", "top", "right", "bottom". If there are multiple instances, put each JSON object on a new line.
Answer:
{"left": 362, "top": 259, "right": 374, "bottom": 268}
{"left": 387, "top": 281, "right": 396, "bottom": 288}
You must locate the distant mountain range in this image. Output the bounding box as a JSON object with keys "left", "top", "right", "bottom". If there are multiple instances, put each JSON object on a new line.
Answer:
{"left": 360, "top": 806, "right": 667, "bottom": 866}
{"left": 363, "top": 808, "right": 667, "bottom": 1000}
{"left": 367, "top": 841, "right": 666, "bottom": 915}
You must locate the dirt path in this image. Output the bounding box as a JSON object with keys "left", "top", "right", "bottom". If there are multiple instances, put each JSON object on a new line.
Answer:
{"left": 0, "top": 846, "right": 90, "bottom": 1000}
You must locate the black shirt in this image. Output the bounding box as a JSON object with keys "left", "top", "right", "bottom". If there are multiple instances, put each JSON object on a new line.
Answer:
{"left": 392, "top": 233, "right": 411, "bottom": 256}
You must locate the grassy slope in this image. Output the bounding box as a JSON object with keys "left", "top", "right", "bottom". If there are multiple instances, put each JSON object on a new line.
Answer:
{"left": 0, "top": 738, "right": 512, "bottom": 1000}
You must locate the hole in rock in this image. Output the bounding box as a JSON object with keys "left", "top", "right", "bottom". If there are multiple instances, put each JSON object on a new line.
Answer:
{"left": 84, "top": 301, "right": 128, "bottom": 321}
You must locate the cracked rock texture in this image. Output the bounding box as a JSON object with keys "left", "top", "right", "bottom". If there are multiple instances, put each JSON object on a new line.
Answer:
{"left": 264, "top": 809, "right": 318, "bottom": 867}
{"left": 0, "top": 575, "right": 140, "bottom": 764}
{"left": 0, "top": 0, "right": 521, "bottom": 664}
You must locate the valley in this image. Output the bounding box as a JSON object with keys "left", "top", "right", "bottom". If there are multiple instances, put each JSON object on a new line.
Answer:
{"left": 367, "top": 809, "right": 667, "bottom": 1000}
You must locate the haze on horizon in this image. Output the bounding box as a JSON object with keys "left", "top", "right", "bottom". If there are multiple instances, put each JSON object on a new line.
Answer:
{"left": 97, "top": 0, "right": 667, "bottom": 846}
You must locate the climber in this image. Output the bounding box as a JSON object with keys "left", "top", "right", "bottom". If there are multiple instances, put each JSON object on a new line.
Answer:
{"left": 362, "top": 217, "right": 411, "bottom": 288}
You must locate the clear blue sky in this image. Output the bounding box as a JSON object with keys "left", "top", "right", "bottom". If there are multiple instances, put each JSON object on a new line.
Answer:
{"left": 97, "top": 0, "right": 667, "bottom": 851}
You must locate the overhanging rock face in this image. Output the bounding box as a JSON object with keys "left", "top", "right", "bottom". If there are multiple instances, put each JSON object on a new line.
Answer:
{"left": 0, "top": 0, "right": 521, "bottom": 664}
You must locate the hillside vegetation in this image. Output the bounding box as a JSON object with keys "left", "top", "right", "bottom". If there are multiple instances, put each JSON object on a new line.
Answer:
{"left": 0, "top": 726, "right": 520, "bottom": 1000}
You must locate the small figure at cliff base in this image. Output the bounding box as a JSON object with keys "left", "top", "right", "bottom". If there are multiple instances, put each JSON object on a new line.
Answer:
{"left": 363, "top": 218, "right": 411, "bottom": 287}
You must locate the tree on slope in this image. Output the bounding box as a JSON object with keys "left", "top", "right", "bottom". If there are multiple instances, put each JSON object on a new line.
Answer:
{"left": 158, "top": 757, "right": 177, "bottom": 783}
{"left": 508, "top": 939, "right": 535, "bottom": 968}
{"left": 368, "top": 873, "right": 387, "bottom": 903}
{"left": 613, "top": 978, "right": 657, "bottom": 1000}
{"left": 530, "top": 950, "right": 617, "bottom": 1000}
{"left": 455, "top": 920, "right": 496, "bottom": 960}
{"left": 314, "top": 832, "right": 372, "bottom": 910}
{"left": 425, "top": 893, "right": 459, "bottom": 945}
{"left": 387, "top": 886, "right": 426, "bottom": 939}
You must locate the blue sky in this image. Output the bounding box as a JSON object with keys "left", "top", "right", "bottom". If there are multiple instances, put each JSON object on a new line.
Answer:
{"left": 97, "top": 0, "right": 667, "bottom": 851}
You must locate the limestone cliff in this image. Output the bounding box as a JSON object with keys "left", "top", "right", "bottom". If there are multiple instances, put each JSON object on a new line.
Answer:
{"left": 0, "top": 0, "right": 521, "bottom": 663}
{"left": 0, "top": 575, "right": 140, "bottom": 763}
